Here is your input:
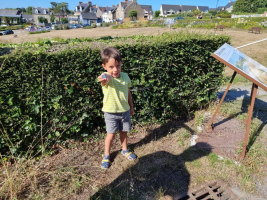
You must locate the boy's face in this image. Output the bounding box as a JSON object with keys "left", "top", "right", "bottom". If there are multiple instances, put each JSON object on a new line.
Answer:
{"left": 102, "top": 58, "right": 122, "bottom": 78}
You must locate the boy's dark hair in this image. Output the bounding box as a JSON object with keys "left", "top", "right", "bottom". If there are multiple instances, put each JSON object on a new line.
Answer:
{"left": 101, "top": 47, "right": 122, "bottom": 64}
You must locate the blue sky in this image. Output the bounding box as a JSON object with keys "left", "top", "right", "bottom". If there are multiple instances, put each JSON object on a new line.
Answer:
{"left": 0, "top": 0, "right": 233, "bottom": 12}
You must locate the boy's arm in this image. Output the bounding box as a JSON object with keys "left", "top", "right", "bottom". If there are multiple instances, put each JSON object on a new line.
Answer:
{"left": 128, "top": 89, "right": 134, "bottom": 116}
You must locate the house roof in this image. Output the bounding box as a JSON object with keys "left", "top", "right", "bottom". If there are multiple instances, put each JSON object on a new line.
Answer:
{"left": 103, "top": 7, "right": 117, "bottom": 14}
{"left": 0, "top": 14, "right": 21, "bottom": 18}
{"left": 181, "top": 5, "right": 197, "bottom": 12}
{"left": 209, "top": 8, "right": 216, "bottom": 11}
{"left": 198, "top": 6, "right": 209, "bottom": 12}
{"left": 22, "top": 14, "right": 34, "bottom": 22}
{"left": 81, "top": 12, "right": 97, "bottom": 19}
{"left": 216, "top": 6, "right": 224, "bottom": 11}
{"left": 0, "top": 9, "right": 20, "bottom": 15}
{"left": 140, "top": 5, "right": 153, "bottom": 13}
{"left": 225, "top": 1, "right": 235, "bottom": 9}
{"left": 32, "top": 7, "right": 50, "bottom": 15}
{"left": 161, "top": 4, "right": 182, "bottom": 13}
{"left": 121, "top": 1, "right": 132, "bottom": 9}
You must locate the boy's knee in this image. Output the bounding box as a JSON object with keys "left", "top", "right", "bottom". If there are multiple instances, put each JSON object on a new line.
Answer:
{"left": 106, "top": 132, "right": 115, "bottom": 140}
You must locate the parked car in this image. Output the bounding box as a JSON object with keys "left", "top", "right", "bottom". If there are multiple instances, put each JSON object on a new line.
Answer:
{"left": 70, "top": 24, "right": 77, "bottom": 29}
{"left": 0, "top": 32, "right": 3, "bottom": 36}
{"left": 2, "top": 30, "right": 14, "bottom": 35}
{"left": 29, "top": 27, "right": 36, "bottom": 32}
{"left": 25, "top": 26, "right": 35, "bottom": 31}
{"left": 76, "top": 24, "right": 83, "bottom": 28}
{"left": 174, "top": 17, "right": 185, "bottom": 21}
{"left": 45, "top": 26, "right": 51, "bottom": 30}
{"left": 1, "top": 24, "right": 8, "bottom": 27}
{"left": 83, "top": 24, "right": 90, "bottom": 27}
{"left": 36, "top": 27, "right": 44, "bottom": 31}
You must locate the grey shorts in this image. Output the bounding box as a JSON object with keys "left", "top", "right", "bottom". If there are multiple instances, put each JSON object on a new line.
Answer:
{"left": 104, "top": 110, "right": 131, "bottom": 133}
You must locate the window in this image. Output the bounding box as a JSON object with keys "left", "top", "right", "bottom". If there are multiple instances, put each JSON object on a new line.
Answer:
{"left": 35, "top": 9, "right": 38, "bottom": 14}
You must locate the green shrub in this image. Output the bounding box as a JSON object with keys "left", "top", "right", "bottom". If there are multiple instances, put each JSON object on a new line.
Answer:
{"left": 63, "top": 24, "right": 70, "bottom": 30}
{"left": 54, "top": 25, "right": 60, "bottom": 30}
{"left": 0, "top": 32, "right": 230, "bottom": 155}
{"left": 187, "top": 12, "right": 194, "bottom": 17}
{"left": 258, "top": 8, "right": 267, "bottom": 14}
{"left": 102, "top": 22, "right": 109, "bottom": 27}
{"left": 28, "top": 30, "right": 50, "bottom": 34}
{"left": 111, "top": 25, "right": 119, "bottom": 29}
{"left": 83, "top": 26, "right": 93, "bottom": 29}
{"left": 91, "top": 23, "right": 96, "bottom": 28}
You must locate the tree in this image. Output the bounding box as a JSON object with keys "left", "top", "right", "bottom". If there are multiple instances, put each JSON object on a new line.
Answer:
{"left": 61, "top": 18, "right": 68, "bottom": 23}
{"left": 128, "top": 10, "right": 137, "bottom": 20}
{"left": 54, "top": 2, "right": 71, "bottom": 14}
{"left": 50, "top": 2, "right": 58, "bottom": 10}
{"left": 193, "top": 9, "right": 202, "bottom": 16}
{"left": 38, "top": 16, "right": 48, "bottom": 23}
{"left": 3, "top": 17, "right": 10, "bottom": 25}
{"left": 209, "top": 10, "right": 217, "bottom": 16}
{"left": 26, "top": 6, "right": 33, "bottom": 14}
{"left": 232, "top": 0, "right": 267, "bottom": 13}
{"left": 51, "top": 14, "right": 55, "bottom": 22}
{"left": 154, "top": 10, "right": 160, "bottom": 18}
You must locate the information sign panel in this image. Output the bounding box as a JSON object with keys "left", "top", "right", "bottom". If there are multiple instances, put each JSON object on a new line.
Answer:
{"left": 213, "top": 43, "right": 267, "bottom": 91}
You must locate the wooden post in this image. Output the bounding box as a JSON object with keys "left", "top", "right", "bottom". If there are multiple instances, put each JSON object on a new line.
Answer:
{"left": 209, "top": 71, "right": 237, "bottom": 128}
{"left": 244, "top": 83, "right": 255, "bottom": 124}
{"left": 241, "top": 83, "right": 258, "bottom": 159}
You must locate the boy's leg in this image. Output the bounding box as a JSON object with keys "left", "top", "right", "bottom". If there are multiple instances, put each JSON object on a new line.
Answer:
{"left": 105, "top": 132, "right": 115, "bottom": 156}
{"left": 119, "top": 130, "right": 128, "bottom": 151}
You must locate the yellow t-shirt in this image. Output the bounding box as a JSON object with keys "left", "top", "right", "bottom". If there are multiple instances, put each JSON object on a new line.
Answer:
{"left": 102, "top": 72, "right": 131, "bottom": 113}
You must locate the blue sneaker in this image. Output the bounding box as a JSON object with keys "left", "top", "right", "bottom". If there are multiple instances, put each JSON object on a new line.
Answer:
{"left": 121, "top": 149, "right": 137, "bottom": 161}
{"left": 101, "top": 154, "right": 110, "bottom": 169}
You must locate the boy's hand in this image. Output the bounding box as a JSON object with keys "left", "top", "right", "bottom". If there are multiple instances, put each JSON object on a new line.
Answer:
{"left": 130, "top": 108, "right": 134, "bottom": 116}
{"left": 98, "top": 74, "right": 108, "bottom": 84}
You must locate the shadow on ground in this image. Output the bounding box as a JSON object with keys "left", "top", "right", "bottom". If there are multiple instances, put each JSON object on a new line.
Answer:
{"left": 216, "top": 87, "right": 267, "bottom": 152}
{"left": 90, "top": 119, "right": 211, "bottom": 199}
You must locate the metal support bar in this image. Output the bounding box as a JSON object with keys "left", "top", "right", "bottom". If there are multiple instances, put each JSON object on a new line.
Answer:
{"left": 241, "top": 83, "right": 258, "bottom": 159}
{"left": 209, "top": 71, "right": 237, "bottom": 129}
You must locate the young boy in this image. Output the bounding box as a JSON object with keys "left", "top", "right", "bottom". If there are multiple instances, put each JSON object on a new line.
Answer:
{"left": 98, "top": 47, "right": 137, "bottom": 169}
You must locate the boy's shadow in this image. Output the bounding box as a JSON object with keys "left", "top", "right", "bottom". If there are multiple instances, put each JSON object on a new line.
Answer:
{"left": 91, "top": 143, "right": 211, "bottom": 199}
{"left": 90, "top": 118, "right": 212, "bottom": 199}
{"left": 216, "top": 87, "right": 267, "bottom": 151}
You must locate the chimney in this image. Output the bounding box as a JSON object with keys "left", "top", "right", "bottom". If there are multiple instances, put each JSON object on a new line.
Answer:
{"left": 88, "top": 1, "right": 92, "bottom": 6}
{"left": 106, "top": 6, "right": 108, "bottom": 9}
{"left": 112, "top": 5, "right": 115, "bottom": 7}
{"left": 79, "top": 2, "right": 82, "bottom": 4}
{"left": 125, "top": 0, "right": 128, "bottom": 2}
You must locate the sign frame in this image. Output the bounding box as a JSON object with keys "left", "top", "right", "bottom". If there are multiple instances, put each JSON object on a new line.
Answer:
{"left": 209, "top": 43, "right": 267, "bottom": 159}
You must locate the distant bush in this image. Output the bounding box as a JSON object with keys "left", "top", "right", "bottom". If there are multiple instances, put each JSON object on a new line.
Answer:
{"left": 98, "top": 36, "right": 113, "bottom": 40}
{"left": 258, "top": 8, "right": 267, "bottom": 14}
{"left": 28, "top": 30, "right": 50, "bottom": 34}
{"left": 102, "top": 23, "right": 109, "bottom": 27}
{"left": 63, "top": 24, "right": 70, "bottom": 30}
{"left": 91, "top": 23, "right": 96, "bottom": 28}
{"left": 111, "top": 25, "right": 119, "bottom": 29}
{"left": 83, "top": 26, "right": 93, "bottom": 29}
{"left": 186, "top": 12, "right": 194, "bottom": 17}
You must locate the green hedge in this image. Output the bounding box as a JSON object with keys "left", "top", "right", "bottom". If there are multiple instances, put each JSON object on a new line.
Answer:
{"left": 0, "top": 32, "right": 230, "bottom": 155}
